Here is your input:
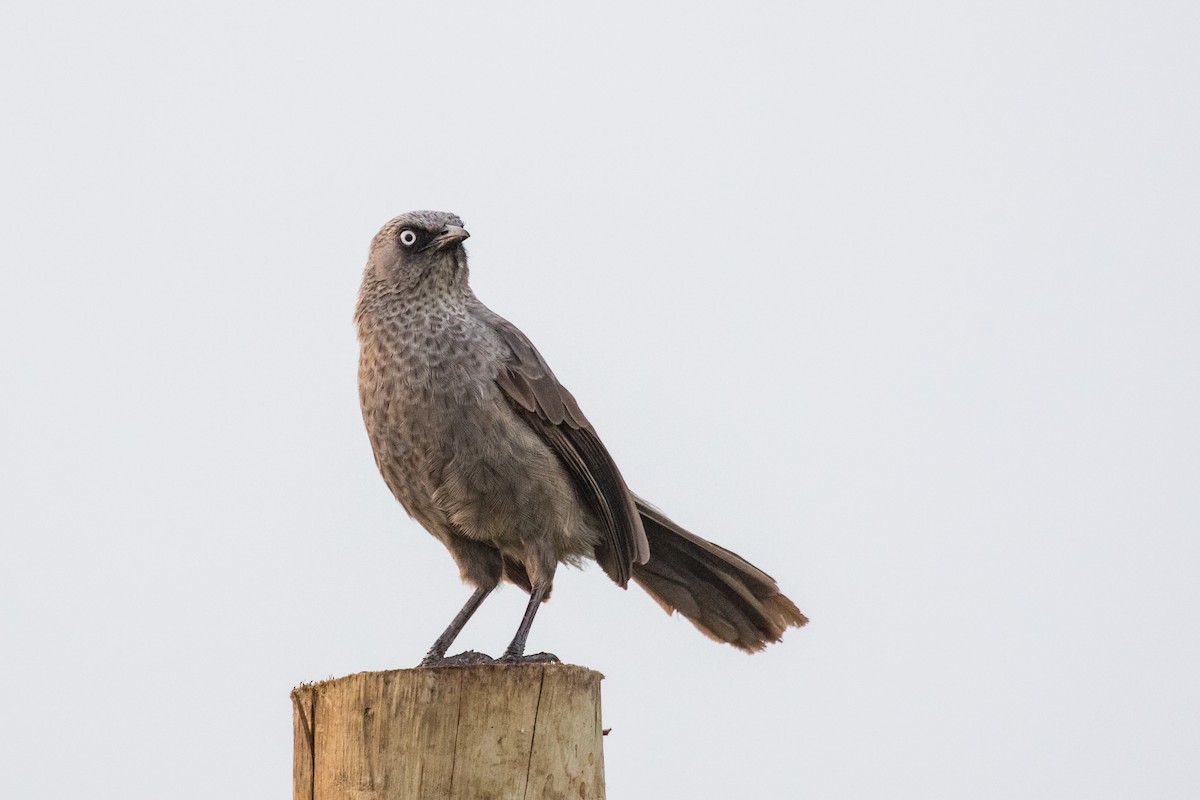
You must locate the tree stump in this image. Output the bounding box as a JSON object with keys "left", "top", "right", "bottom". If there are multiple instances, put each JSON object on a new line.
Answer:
{"left": 292, "top": 663, "right": 606, "bottom": 800}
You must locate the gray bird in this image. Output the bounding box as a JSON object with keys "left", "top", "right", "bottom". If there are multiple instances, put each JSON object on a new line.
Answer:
{"left": 356, "top": 210, "right": 807, "bottom": 665}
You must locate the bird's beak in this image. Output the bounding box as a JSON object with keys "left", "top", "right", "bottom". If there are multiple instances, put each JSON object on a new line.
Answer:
{"left": 429, "top": 224, "right": 470, "bottom": 251}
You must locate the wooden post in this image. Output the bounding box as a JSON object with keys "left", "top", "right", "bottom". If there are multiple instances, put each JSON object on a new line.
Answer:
{"left": 292, "top": 664, "right": 606, "bottom": 800}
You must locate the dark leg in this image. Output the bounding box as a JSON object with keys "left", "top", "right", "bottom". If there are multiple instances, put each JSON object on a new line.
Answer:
{"left": 420, "top": 585, "right": 494, "bottom": 667}
{"left": 499, "top": 582, "right": 559, "bottom": 663}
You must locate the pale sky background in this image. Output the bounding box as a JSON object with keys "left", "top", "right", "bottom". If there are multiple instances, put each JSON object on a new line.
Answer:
{"left": 3, "top": 2, "right": 1199, "bottom": 798}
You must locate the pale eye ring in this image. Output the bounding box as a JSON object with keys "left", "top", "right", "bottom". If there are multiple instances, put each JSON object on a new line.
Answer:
{"left": 399, "top": 229, "right": 418, "bottom": 247}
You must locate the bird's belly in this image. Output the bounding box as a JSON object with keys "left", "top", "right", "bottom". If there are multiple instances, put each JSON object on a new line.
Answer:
{"left": 365, "top": 376, "right": 598, "bottom": 563}
{"left": 429, "top": 400, "right": 592, "bottom": 553}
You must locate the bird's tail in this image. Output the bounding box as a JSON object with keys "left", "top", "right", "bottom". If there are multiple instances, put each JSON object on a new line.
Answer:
{"left": 630, "top": 498, "right": 808, "bottom": 652}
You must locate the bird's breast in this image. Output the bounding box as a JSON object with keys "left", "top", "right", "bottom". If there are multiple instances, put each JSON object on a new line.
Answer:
{"left": 358, "top": 307, "right": 508, "bottom": 464}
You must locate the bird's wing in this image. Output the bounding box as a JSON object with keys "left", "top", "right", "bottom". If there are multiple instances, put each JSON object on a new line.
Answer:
{"left": 478, "top": 306, "right": 649, "bottom": 587}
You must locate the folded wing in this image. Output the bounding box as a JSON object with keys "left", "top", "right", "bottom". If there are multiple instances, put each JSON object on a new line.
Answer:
{"left": 480, "top": 308, "right": 650, "bottom": 587}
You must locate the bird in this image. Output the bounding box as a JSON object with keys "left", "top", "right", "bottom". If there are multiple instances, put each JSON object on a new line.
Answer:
{"left": 355, "top": 210, "right": 807, "bottom": 665}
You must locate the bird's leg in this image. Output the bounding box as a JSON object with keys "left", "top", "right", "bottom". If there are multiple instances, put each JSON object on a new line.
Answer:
{"left": 420, "top": 585, "right": 494, "bottom": 667}
{"left": 499, "top": 581, "right": 559, "bottom": 663}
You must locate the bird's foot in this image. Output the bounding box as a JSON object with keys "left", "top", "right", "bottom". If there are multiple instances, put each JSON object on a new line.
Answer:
{"left": 419, "top": 650, "right": 496, "bottom": 667}
{"left": 498, "top": 651, "right": 560, "bottom": 665}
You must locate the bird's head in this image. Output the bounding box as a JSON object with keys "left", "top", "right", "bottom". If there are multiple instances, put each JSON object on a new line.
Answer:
{"left": 365, "top": 210, "right": 471, "bottom": 292}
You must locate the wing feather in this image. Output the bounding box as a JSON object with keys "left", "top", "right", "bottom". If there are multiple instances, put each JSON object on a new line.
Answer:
{"left": 479, "top": 307, "right": 649, "bottom": 586}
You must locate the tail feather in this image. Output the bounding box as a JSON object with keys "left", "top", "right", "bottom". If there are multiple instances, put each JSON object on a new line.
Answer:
{"left": 631, "top": 498, "right": 808, "bottom": 652}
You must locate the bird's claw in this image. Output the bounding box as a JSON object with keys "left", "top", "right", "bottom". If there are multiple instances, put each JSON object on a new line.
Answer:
{"left": 498, "top": 651, "right": 561, "bottom": 664}
{"left": 419, "top": 650, "right": 496, "bottom": 667}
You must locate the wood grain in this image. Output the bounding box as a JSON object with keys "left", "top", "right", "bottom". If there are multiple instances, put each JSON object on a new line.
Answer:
{"left": 292, "top": 664, "right": 605, "bottom": 800}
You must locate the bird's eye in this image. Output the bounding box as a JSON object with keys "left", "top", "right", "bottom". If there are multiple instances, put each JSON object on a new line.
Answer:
{"left": 399, "top": 229, "right": 418, "bottom": 247}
